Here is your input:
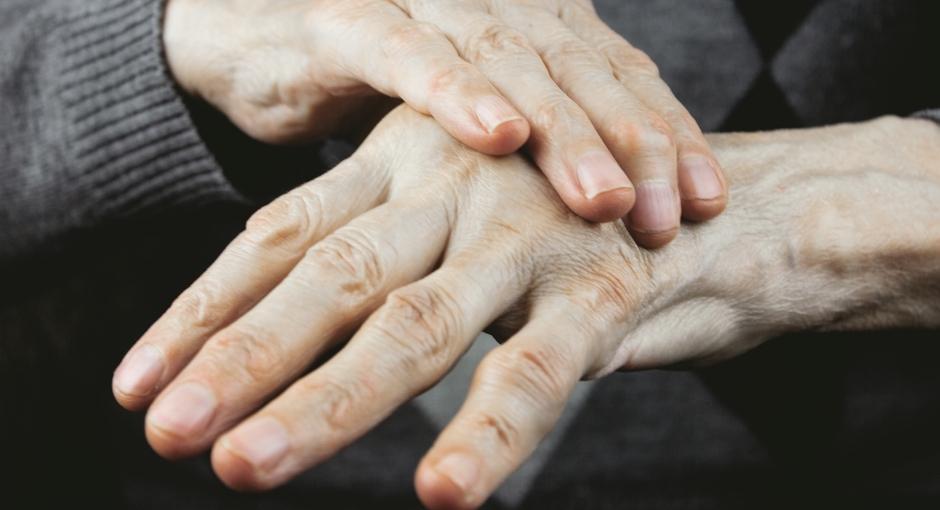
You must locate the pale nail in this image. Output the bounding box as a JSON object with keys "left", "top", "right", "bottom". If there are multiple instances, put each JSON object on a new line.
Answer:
{"left": 222, "top": 417, "right": 290, "bottom": 471}
{"left": 114, "top": 344, "right": 165, "bottom": 397}
{"left": 475, "top": 96, "right": 523, "bottom": 134}
{"left": 631, "top": 180, "right": 680, "bottom": 233}
{"left": 435, "top": 452, "right": 480, "bottom": 495}
{"left": 681, "top": 156, "right": 724, "bottom": 200}
{"left": 148, "top": 382, "right": 216, "bottom": 436}
{"left": 576, "top": 151, "right": 633, "bottom": 199}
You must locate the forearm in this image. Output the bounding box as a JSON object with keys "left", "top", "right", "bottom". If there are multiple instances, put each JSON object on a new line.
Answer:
{"left": 724, "top": 116, "right": 940, "bottom": 332}
{"left": 706, "top": 117, "right": 937, "bottom": 330}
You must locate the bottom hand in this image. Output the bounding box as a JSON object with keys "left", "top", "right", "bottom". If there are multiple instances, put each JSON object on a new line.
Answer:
{"left": 113, "top": 107, "right": 940, "bottom": 508}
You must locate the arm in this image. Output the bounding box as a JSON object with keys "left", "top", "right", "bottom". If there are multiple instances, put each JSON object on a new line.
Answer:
{"left": 602, "top": 115, "right": 940, "bottom": 372}
{"left": 112, "top": 107, "right": 940, "bottom": 509}
{"left": 0, "top": 0, "right": 243, "bottom": 263}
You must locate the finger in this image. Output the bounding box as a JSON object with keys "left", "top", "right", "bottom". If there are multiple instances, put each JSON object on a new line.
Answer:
{"left": 331, "top": 4, "right": 530, "bottom": 156}
{"left": 407, "top": 2, "right": 636, "bottom": 223}
{"left": 416, "top": 306, "right": 596, "bottom": 510}
{"left": 112, "top": 158, "right": 387, "bottom": 411}
{"left": 210, "top": 247, "right": 533, "bottom": 491}
{"left": 560, "top": 3, "right": 728, "bottom": 222}
{"left": 142, "top": 193, "right": 451, "bottom": 459}
{"left": 505, "top": 7, "right": 682, "bottom": 248}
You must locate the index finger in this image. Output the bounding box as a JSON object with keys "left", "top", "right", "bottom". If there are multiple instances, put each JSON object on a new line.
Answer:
{"left": 326, "top": 3, "right": 530, "bottom": 155}
{"left": 112, "top": 159, "right": 387, "bottom": 410}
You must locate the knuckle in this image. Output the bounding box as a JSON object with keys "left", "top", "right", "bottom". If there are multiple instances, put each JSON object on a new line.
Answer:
{"left": 297, "top": 377, "right": 375, "bottom": 433}
{"left": 610, "top": 115, "right": 676, "bottom": 157}
{"left": 531, "top": 95, "right": 579, "bottom": 133}
{"left": 541, "top": 37, "right": 608, "bottom": 72}
{"left": 245, "top": 190, "right": 322, "bottom": 251}
{"left": 373, "top": 285, "right": 461, "bottom": 378}
{"left": 426, "top": 61, "right": 476, "bottom": 97}
{"left": 304, "top": 228, "right": 387, "bottom": 297}
{"left": 480, "top": 345, "right": 573, "bottom": 406}
{"left": 463, "top": 23, "right": 533, "bottom": 64}
{"left": 203, "top": 325, "right": 285, "bottom": 386}
{"left": 170, "top": 281, "right": 227, "bottom": 331}
{"left": 671, "top": 109, "right": 706, "bottom": 141}
{"left": 566, "top": 250, "right": 649, "bottom": 319}
{"left": 473, "top": 411, "right": 522, "bottom": 450}
{"left": 611, "top": 49, "right": 660, "bottom": 77}
{"left": 575, "top": 268, "right": 637, "bottom": 316}
{"left": 382, "top": 22, "right": 445, "bottom": 58}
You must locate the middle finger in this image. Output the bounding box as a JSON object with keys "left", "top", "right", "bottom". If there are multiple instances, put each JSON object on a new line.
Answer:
{"left": 406, "top": 0, "right": 637, "bottom": 223}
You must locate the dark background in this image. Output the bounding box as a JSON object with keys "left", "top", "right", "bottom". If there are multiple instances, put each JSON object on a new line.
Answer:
{"left": 3, "top": 1, "right": 939, "bottom": 508}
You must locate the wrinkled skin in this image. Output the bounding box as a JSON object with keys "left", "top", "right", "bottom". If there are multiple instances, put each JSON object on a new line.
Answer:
{"left": 114, "top": 107, "right": 940, "bottom": 509}
{"left": 164, "top": 0, "right": 728, "bottom": 240}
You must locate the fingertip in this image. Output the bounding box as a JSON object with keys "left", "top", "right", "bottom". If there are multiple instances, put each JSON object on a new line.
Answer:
{"left": 571, "top": 150, "right": 636, "bottom": 222}
{"left": 415, "top": 461, "right": 475, "bottom": 510}
{"left": 628, "top": 180, "right": 681, "bottom": 245}
{"left": 111, "top": 383, "right": 152, "bottom": 412}
{"left": 567, "top": 186, "right": 636, "bottom": 223}
{"left": 627, "top": 223, "right": 679, "bottom": 250}
{"left": 450, "top": 95, "right": 530, "bottom": 155}
{"left": 681, "top": 195, "right": 728, "bottom": 222}
{"left": 112, "top": 343, "right": 166, "bottom": 410}
{"left": 678, "top": 155, "right": 727, "bottom": 221}
{"left": 211, "top": 438, "right": 270, "bottom": 492}
{"left": 143, "top": 382, "right": 217, "bottom": 460}
{"left": 483, "top": 116, "right": 530, "bottom": 155}
{"left": 144, "top": 415, "right": 200, "bottom": 461}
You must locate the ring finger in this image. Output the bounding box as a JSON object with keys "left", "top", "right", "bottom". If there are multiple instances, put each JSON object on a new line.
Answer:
{"left": 503, "top": 6, "right": 684, "bottom": 247}
{"left": 559, "top": 3, "right": 728, "bottom": 222}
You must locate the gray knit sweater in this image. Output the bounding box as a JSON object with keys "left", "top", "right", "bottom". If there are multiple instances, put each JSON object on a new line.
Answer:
{"left": 2, "top": 1, "right": 939, "bottom": 509}
{"left": 0, "top": 0, "right": 243, "bottom": 263}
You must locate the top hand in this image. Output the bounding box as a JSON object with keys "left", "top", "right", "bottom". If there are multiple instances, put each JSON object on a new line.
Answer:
{"left": 164, "top": 0, "right": 727, "bottom": 243}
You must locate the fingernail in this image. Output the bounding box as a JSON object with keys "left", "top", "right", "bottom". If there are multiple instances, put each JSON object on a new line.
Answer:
{"left": 223, "top": 417, "right": 290, "bottom": 471}
{"left": 475, "top": 96, "right": 523, "bottom": 134}
{"left": 113, "top": 344, "right": 165, "bottom": 397}
{"left": 577, "top": 151, "right": 633, "bottom": 199}
{"left": 681, "top": 156, "right": 724, "bottom": 200}
{"left": 632, "top": 180, "right": 680, "bottom": 233}
{"left": 435, "top": 452, "right": 480, "bottom": 495}
{"left": 148, "top": 382, "right": 216, "bottom": 436}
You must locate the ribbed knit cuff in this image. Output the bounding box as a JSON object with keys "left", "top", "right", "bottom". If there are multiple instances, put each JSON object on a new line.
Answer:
{"left": 57, "top": 0, "right": 245, "bottom": 220}
{"left": 913, "top": 109, "right": 940, "bottom": 125}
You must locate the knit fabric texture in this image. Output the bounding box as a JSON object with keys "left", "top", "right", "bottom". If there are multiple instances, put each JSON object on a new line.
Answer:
{"left": 0, "top": 0, "right": 244, "bottom": 263}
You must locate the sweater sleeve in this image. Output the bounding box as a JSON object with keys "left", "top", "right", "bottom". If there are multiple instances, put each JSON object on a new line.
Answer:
{"left": 0, "top": 0, "right": 247, "bottom": 262}
{"left": 914, "top": 109, "right": 940, "bottom": 124}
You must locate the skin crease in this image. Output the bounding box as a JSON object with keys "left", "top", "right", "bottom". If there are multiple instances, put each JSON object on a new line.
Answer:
{"left": 162, "top": 0, "right": 728, "bottom": 240}
{"left": 112, "top": 106, "right": 940, "bottom": 509}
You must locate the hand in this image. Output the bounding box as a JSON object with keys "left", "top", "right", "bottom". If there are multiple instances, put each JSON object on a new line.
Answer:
{"left": 112, "top": 107, "right": 940, "bottom": 508}
{"left": 163, "top": 0, "right": 727, "bottom": 241}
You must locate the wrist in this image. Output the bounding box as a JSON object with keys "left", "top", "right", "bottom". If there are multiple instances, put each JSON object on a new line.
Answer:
{"left": 791, "top": 117, "right": 940, "bottom": 330}
{"left": 597, "top": 117, "right": 940, "bottom": 374}
{"left": 700, "top": 117, "right": 940, "bottom": 334}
